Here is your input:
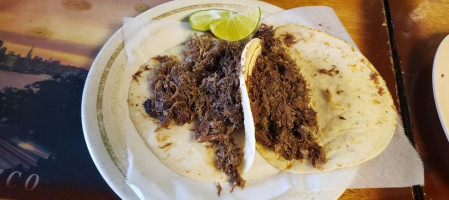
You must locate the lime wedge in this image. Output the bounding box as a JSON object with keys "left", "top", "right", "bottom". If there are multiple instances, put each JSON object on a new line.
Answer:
{"left": 210, "top": 7, "right": 261, "bottom": 41}
{"left": 189, "top": 9, "right": 235, "bottom": 31}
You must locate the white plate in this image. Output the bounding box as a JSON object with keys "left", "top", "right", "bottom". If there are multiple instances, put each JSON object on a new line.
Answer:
{"left": 81, "top": 0, "right": 345, "bottom": 199}
{"left": 433, "top": 34, "right": 449, "bottom": 141}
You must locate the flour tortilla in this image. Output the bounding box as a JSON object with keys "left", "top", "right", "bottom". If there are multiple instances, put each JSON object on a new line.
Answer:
{"left": 128, "top": 41, "right": 257, "bottom": 181}
{"left": 251, "top": 24, "right": 397, "bottom": 173}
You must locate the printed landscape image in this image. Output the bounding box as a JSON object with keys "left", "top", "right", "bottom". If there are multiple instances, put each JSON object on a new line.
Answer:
{"left": 0, "top": 40, "right": 106, "bottom": 198}
{"left": 0, "top": 0, "right": 166, "bottom": 198}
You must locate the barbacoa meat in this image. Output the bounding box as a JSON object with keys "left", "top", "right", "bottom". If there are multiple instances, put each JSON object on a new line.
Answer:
{"left": 249, "top": 25, "right": 326, "bottom": 167}
{"left": 144, "top": 33, "right": 246, "bottom": 187}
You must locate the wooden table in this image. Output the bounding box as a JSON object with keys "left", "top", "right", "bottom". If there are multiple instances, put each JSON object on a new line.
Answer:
{"left": 389, "top": 1, "right": 449, "bottom": 199}
{"left": 1, "top": 0, "right": 447, "bottom": 199}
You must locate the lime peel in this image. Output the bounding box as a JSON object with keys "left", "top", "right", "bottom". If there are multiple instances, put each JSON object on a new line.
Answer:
{"left": 210, "top": 7, "right": 261, "bottom": 41}
{"left": 189, "top": 9, "right": 235, "bottom": 31}
{"left": 189, "top": 7, "right": 261, "bottom": 41}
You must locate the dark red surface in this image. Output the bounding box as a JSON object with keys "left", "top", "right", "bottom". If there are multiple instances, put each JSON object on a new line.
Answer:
{"left": 389, "top": 0, "right": 449, "bottom": 199}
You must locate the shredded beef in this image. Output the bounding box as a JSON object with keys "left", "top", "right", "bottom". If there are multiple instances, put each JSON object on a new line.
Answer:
{"left": 282, "top": 33, "right": 298, "bottom": 47}
{"left": 144, "top": 33, "right": 246, "bottom": 187}
{"left": 216, "top": 183, "right": 222, "bottom": 196}
{"left": 318, "top": 65, "right": 339, "bottom": 76}
{"left": 249, "top": 24, "right": 326, "bottom": 167}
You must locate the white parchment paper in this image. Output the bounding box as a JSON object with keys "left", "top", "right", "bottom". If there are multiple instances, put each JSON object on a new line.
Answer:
{"left": 123, "top": 6, "right": 424, "bottom": 200}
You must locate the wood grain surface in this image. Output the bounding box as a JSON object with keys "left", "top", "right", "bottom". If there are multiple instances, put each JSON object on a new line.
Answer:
{"left": 389, "top": 0, "right": 449, "bottom": 199}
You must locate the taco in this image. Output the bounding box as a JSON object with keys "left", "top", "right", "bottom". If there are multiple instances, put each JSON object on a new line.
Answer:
{"left": 128, "top": 34, "right": 259, "bottom": 187}
{"left": 246, "top": 24, "right": 397, "bottom": 173}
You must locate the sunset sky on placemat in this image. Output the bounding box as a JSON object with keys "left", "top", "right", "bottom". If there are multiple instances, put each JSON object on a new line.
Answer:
{"left": 0, "top": 0, "right": 165, "bottom": 69}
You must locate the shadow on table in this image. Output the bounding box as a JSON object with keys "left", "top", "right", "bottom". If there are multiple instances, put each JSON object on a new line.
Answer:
{"left": 406, "top": 32, "right": 449, "bottom": 197}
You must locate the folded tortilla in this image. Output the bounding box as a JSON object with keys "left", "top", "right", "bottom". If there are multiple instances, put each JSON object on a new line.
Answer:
{"left": 248, "top": 24, "right": 397, "bottom": 173}
{"left": 128, "top": 39, "right": 258, "bottom": 181}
